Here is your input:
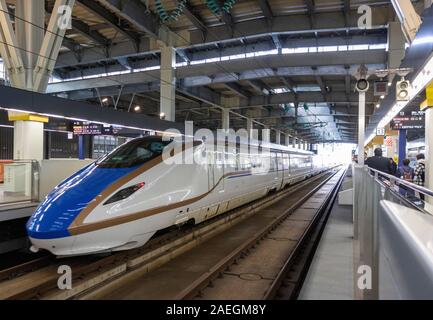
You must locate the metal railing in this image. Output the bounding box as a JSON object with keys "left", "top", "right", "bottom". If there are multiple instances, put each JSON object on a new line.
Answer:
{"left": 352, "top": 164, "right": 433, "bottom": 299}
{"left": 366, "top": 166, "right": 433, "bottom": 212}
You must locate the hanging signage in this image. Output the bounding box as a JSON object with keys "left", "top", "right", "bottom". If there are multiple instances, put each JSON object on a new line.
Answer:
{"left": 73, "top": 122, "right": 123, "bottom": 135}
{"left": 73, "top": 122, "right": 103, "bottom": 135}
{"left": 390, "top": 110, "right": 425, "bottom": 130}
{"left": 376, "top": 127, "right": 385, "bottom": 136}
{"left": 374, "top": 81, "right": 388, "bottom": 96}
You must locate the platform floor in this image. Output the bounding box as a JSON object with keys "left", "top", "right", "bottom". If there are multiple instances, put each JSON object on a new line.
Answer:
{"left": 298, "top": 177, "right": 354, "bottom": 300}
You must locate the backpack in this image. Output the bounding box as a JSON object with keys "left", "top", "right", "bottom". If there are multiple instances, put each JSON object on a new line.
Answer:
{"left": 402, "top": 169, "right": 412, "bottom": 181}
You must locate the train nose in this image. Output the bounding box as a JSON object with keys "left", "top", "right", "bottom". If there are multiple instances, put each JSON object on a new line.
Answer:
{"left": 26, "top": 197, "right": 81, "bottom": 240}
{"left": 26, "top": 163, "right": 137, "bottom": 240}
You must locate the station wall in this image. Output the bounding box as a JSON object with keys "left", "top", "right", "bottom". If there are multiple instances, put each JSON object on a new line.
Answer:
{"left": 39, "top": 159, "right": 94, "bottom": 200}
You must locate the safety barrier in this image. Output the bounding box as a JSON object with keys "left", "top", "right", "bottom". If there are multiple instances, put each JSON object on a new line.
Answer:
{"left": 0, "top": 160, "right": 39, "bottom": 206}
{"left": 353, "top": 164, "right": 433, "bottom": 299}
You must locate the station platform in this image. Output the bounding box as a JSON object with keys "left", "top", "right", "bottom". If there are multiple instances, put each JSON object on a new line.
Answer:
{"left": 299, "top": 173, "right": 354, "bottom": 300}
{"left": 0, "top": 202, "right": 37, "bottom": 222}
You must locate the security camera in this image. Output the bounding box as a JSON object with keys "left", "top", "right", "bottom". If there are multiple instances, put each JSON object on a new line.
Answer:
{"left": 396, "top": 78, "right": 411, "bottom": 101}
{"left": 356, "top": 79, "right": 369, "bottom": 92}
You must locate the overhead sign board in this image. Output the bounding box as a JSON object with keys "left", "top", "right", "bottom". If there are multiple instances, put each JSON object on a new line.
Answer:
{"left": 390, "top": 110, "right": 425, "bottom": 130}
{"left": 374, "top": 81, "right": 388, "bottom": 96}
{"left": 73, "top": 122, "right": 122, "bottom": 135}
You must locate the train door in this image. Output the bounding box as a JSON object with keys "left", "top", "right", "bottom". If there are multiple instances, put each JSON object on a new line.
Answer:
{"left": 278, "top": 152, "right": 285, "bottom": 189}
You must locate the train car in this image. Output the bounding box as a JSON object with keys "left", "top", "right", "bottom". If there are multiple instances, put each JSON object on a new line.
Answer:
{"left": 26, "top": 136, "right": 324, "bottom": 256}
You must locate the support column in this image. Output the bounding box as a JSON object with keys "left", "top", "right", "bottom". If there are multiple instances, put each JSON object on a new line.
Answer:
{"left": 398, "top": 129, "right": 407, "bottom": 167}
{"left": 426, "top": 108, "right": 433, "bottom": 192}
{"left": 262, "top": 126, "right": 270, "bottom": 143}
{"left": 247, "top": 118, "right": 255, "bottom": 139}
{"left": 422, "top": 85, "right": 433, "bottom": 202}
{"left": 358, "top": 91, "right": 366, "bottom": 165}
{"left": 298, "top": 139, "right": 302, "bottom": 150}
{"left": 78, "top": 135, "right": 85, "bottom": 160}
{"left": 11, "top": 118, "right": 46, "bottom": 161}
{"left": 160, "top": 44, "right": 176, "bottom": 121}
{"left": 221, "top": 108, "right": 230, "bottom": 131}
{"left": 286, "top": 134, "right": 291, "bottom": 147}
{"left": 275, "top": 130, "right": 281, "bottom": 145}
{"left": 293, "top": 137, "right": 297, "bottom": 149}
{"left": 388, "top": 22, "right": 406, "bottom": 84}
{"left": 15, "top": 0, "right": 44, "bottom": 90}
{"left": 0, "top": 0, "right": 75, "bottom": 161}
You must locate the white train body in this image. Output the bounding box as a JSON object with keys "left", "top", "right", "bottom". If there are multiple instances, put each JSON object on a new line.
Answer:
{"left": 27, "top": 137, "right": 323, "bottom": 256}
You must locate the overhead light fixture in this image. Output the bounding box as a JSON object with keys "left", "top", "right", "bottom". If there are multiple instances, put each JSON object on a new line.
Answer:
{"left": 134, "top": 105, "right": 141, "bottom": 112}
{"left": 380, "top": 95, "right": 385, "bottom": 99}
{"left": 388, "top": 82, "right": 392, "bottom": 87}
{"left": 102, "top": 97, "right": 109, "bottom": 103}
{"left": 160, "top": 112, "right": 166, "bottom": 119}
{"left": 376, "top": 103, "right": 380, "bottom": 108}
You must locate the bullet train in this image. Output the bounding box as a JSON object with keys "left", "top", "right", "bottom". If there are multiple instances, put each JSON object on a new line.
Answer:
{"left": 27, "top": 136, "right": 323, "bottom": 256}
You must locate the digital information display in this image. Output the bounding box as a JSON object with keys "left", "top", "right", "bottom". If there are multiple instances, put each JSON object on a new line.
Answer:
{"left": 390, "top": 110, "right": 425, "bottom": 130}
{"left": 73, "top": 122, "right": 122, "bottom": 135}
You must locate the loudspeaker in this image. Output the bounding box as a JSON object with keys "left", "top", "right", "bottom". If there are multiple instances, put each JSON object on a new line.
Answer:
{"left": 396, "top": 79, "right": 411, "bottom": 101}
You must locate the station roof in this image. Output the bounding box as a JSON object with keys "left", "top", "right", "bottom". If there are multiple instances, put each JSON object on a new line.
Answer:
{"left": 2, "top": 0, "right": 430, "bottom": 144}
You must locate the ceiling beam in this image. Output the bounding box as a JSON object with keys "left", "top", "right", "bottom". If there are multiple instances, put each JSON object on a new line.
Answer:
{"left": 71, "top": 19, "right": 110, "bottom": 46}
{"left": 223, "top": 82, "right": 249, "bottom": 98}
{"left": 245, "top": 79, "right": 270, "bottom": 95}
{"left": 219, "top": 7, "right": 234, "bottom": 36}
{"left": 56, "top": 17, "right": 388, "bottom": 68}
{"left": 97, "top": 0, "right": 159, "bottom": 38}
{"left": 179, "top": 1, "right": 208, "bottom": 38}
{"left": 343, "top": 0, "right": 351, "bottom": 27}
{"left": 76, "top": 0, "right": 140, "bottom": 43}
{"left": 258, "top": 0, "right": 273, "bottom": 21}
{"left": 304, "top": 0, "right": 315, "bottom": 28}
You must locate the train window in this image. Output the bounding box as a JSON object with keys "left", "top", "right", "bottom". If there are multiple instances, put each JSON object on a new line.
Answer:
{"left": 96, "top": 137, "right": 171, "bottom": 168}
{"left": 239, "top": 153, "right": 252, "bottom": 170}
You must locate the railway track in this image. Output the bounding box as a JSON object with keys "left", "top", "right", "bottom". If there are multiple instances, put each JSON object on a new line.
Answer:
{"left": 0, "top": 168, "right": 336, "bottom": 300}
{"left": 80, "top": 168, "right": 344, "bottom": 300}
{"left": 173, "top": 168, "right": 346, "bottom": 300}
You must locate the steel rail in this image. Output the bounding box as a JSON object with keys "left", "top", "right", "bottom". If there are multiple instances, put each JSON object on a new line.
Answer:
{"left": 174, "top": 167, "right": 343, "bottom": 300}
{"left": 263, "top": 167, "right": 346, "bottom": 299}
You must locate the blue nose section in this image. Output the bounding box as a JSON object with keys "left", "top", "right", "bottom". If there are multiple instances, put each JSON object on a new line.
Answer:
{"left": 26, "top": 163, "right": 139, "bottom": 239}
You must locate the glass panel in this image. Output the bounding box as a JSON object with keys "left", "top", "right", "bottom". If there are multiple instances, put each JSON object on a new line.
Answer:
{"left": 0, "top": 160, "right": 39, "bottom": 205}
{"left": 96, "top": 137, "right": 170, "bottom": 168}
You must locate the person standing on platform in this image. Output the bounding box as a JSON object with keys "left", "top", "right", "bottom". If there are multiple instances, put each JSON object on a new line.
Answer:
{"left": 365, "top": 147, "right": 392, "bottom": 174}
{"left": 413, "top": 153, "right": 426, "bottom": 200}
{"left": 398, "top": 159, "right": 414, "bottom": 181}
{"left": 389, "top": 157, "right": 397, "bottom": 175}
{"left": 397, "top": 159, "right": 414, "bottom": 197}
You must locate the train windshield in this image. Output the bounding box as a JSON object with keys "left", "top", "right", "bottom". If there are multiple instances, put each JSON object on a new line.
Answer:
{"left": 96, "top": 137, "right": 171, "bottom": 168}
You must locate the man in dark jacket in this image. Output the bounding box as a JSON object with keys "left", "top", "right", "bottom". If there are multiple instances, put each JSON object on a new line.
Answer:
{"left": 365, "top": 148, "right": 392, "bottom": 174}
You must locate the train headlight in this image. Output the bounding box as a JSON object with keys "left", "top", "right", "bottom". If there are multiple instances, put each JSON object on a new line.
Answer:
{"left": 104, "top": 182, "right": 145, "bottom": 205}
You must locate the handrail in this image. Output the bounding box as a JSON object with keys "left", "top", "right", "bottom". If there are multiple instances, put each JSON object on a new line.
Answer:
{"left": 364, "top": 166, "right": 433, "bottom": 198}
